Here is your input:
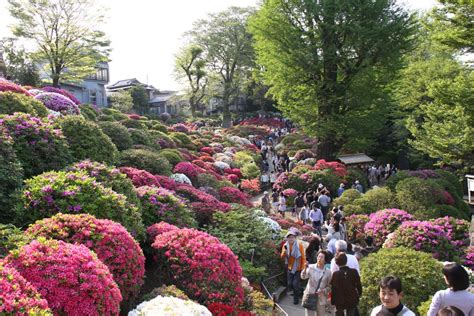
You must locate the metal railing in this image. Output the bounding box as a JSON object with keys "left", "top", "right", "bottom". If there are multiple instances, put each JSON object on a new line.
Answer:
{"left": 260, "top": 272, "right": 288, "bottom": 316}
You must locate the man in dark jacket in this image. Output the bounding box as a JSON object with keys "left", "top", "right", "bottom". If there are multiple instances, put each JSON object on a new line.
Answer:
{"left": 330, "top": 252, "right": 362, "bottom": 316}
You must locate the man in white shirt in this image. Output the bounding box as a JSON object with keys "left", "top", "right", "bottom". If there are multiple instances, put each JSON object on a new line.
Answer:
{"left": 330, "top": 240, "right": 360, "bottom": 275}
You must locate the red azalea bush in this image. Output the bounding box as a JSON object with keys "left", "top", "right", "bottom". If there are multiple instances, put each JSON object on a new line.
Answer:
{"left": 224, "top": 168, "right": 243, "bottom": 178}
{"left": 173, "top": 162, "right": 204, "bottom": 181}
{"left": 430, "top": 217, "right": 470, "bottom": 249}
{"left": 345, "top": 214, "right": 370, "bottom": 244}
{"left": 227, "top": 174, "right": 239, "bottom": 184}
{"left": 200, "top": 147, "right": 214, "bottom": 155}
{"left": 119, "top": 167, "right": 160, "bottom": 187}
{"left": 240, "top": 179, "right": 261, "bottom": 196}
{"left": 136, "top": 185, "right": 196, "bottom": 228}
{"left": 199, "top": 155, "right": 215, "bottom": 163}
{"left": 0, "top": 78, "right": 32, "bottom": 96}
{"left": 155, "top": 175, "right": 178, "bottom": 191}
{"left": 314, "top": 159, "right": 347, "bottom": 177}
{"left": 239, "top": 117, "right": 284, "bottom": 128}
{"left": 364, "top": 209, "right": 415, "bottom": 246}
{"left": 26, "top": 213, "right": 145, "bottom": 301}
{"left": 41, "top": 86, "right": 81, "bottom": 105}
{"left": 149, "top": 222, "right": 244, "bottom": 306}
{"left": 0, "top": 261, "right": 52, "bottom": 315}
{"left": 218, "top": 187, "right": 252, "bottom": 207}
{"left": 6, "top": 238, "right": 122, "bottom": 315}
{"left": 190, "top": 201, "right": 232, "bottom": 226}
{"left": 282, "top": 188, "right": 298, "bottom": 198}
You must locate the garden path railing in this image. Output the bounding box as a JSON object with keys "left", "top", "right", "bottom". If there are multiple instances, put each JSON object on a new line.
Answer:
{"left": 260, "top": 272, "right": 288, "bottom": 316}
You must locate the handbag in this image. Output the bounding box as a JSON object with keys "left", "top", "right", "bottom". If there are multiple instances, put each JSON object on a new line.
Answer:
{"left": 301, "top": 268, "right": 325, "bottom": 310}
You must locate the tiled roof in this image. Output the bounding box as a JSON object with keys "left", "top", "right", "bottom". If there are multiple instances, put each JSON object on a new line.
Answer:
{"left": 337, "top": 153, "right": 374, "bottom": 165}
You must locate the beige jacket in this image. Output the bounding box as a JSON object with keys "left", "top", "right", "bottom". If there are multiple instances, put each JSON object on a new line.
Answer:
{"left": 301, "top": 264, "right": 331, "bottom": 305}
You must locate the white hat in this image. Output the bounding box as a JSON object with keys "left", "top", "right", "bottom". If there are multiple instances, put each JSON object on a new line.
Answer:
{"left": 355, "top": 180, "right": 360, "bottom": 184}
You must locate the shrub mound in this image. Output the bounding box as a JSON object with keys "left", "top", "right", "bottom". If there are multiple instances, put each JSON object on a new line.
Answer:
{"left": 26, "top": 213, "right": 145, "bottom": 301}
{"left": 430, "top": 216, "right": 470, "bottom": 249}
{"left": 34, "top": 92, "right": 80, "bottom": 115}
{"left": 345, "top": 214, "right": 370, "bottom": 244}
{"left": 6, "top": 238, "right": 122, "bottom": 315}
{"left": 119, "top": 148, "right": 172, "bottom": 176}
{"left": 364, "top": 209, "right": 414, "bottom": 246}
{"left": 41, "top": 86, "right": 81, "bottom": 105}
{"left": 98, "top": 121, "right": 133, "bottom": 151}
{"left": 148, "top": 222, "right": 244, "bottom": 306}
{"left": 218, "top": 186, "right": 251, "bottom": 207}
{"left": 0, "top": 91, "right": 48, "bottom": 117}
{"left": 0, "top": 78, "right": 31, "bottom": 96}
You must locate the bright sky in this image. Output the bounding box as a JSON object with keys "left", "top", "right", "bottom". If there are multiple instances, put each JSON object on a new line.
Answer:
{"left": 0, "top": 0, "right": 437, "bottom": 91}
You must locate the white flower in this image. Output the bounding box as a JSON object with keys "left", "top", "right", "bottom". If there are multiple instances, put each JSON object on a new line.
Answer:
{"left": 259, "top": 216, "right": 281, "bottom": 239}
{"left": 170, "top": 173, "right": 192, "bottom": 185}
{"left": 214, "top": 161, "right": 230, "bottom": 170}
{"left": 128, "top": 296, "right": 211, "bottom": 316}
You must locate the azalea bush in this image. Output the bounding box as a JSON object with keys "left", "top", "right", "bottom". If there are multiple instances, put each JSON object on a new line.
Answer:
{"left": 395, "top": 177, "right": 440, "bottom": 219}
{"left": 119, "top": 166, "right": 160, "bottom": 187}
{"left": 463, "top": 246, "right": 474, "bottom": 270}
{"left": 158, "top": 148, "right": 184, "bottom": 166}
{"left": 218, "top": 186, "right": 252, "bottom": 207}
{"left": 149, "top": 222, "right": 244, "bottom": 306}
{"left": 430, "top": 216, "right": 470, "bottom": 249}
{"left": 314, "top": 159, "right": 347, "bottom": 177}
{"left": 386, "top": 221, "right": 457, "bottom": 261}
{"left": 142, "top": 285, "right": 190, "bottom": 301}
{"left": 129, "top": 296, "right": 211, "bottom": 316}
{"left": 241, "top": 162, "right": 260, "bottom": 179}
{"left": 6, "top": 238, "right": 122, "bottom": 315}
{"left": 359, "top": 247, "right": 443, "bottom": 315}
{"left": 136, "top": 185, "right": 196, "bottom": 228}
{"left": 79, "top": 104, "right": 99, "bottom": 121}
{"left": 0, "top": 261, "right": 52, "bottom": 315}
{"left": 173, "top": 161, "right": 204, "bottom": 182}
{"left": 345, "top": 214, "right": 370, "bottom": 244}
{"left": 241, "top": 178, "right": 261, "bottom": 196}
{"left": 41, "top": 86, "right": 81, "bottom": 105}
{"left": 190, "top": 201, "right": 231, "bottom": 227}
{"left": 59, "top": 116, "right": 118, "bottom": 165}
{"left": 128, "top": 128, "right": 152, "bottom": 146}
{"left": 17, "top": 170, "right": 145, "bottom": 239}
{"left": 344, "top": 187, "right": 396, "bottom": 216}
{"left": 0, "top": 113, "right": 71, "bottom": 177}
{"left": 364, "top": 209, "right": 414, "bottom": 246}
{"left": 0, "top": 91, "right": 48, "bottom": 117}
{"left": 119, "top": 148, "right": 172, "bottom": 176}
{"left": 0, "top": 78, "right": 32, "bottom": 96}
{"left": 98, "top": 121, "right": 133, "bottom": 151}
{"left": 26, "top": 213, "right": 145, "bottom": 301}
{"left": 0, "top": 224, "right": 27, "bottom": 258}
{"left": 35, "top": 92, "right": 80, "bottom": 115}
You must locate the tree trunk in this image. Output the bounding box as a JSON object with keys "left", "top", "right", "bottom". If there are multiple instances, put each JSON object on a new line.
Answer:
{"left": 222, "top": 84, "right": 232, "bottom": 128}
{"left": 317, "top": 137, "right": 336, "bottom": 160}
{"left": 52, "top": 75, "right": 60, "bottom": 87}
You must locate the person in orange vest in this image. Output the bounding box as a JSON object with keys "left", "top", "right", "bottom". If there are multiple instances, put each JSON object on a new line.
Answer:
{"left": 281, "top": 231, "right": 306, "bottom": 305}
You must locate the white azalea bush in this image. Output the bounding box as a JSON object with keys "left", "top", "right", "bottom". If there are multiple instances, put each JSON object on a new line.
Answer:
{"left": 170, "top": 173, "right": 192, "bottom": 185}
{"left": 214, "top": 161, "right": 230, "bottom": 171}
{"left": 128, "top": 296, "right": 211, "bottom": 316}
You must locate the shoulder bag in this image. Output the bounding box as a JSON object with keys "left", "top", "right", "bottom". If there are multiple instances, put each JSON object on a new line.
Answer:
{"left": 301, "top": 268, "right": 325, "bottom": 310}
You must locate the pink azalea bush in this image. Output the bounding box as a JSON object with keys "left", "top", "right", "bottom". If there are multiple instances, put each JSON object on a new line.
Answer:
{"left": 430, "top": 217, "right": 470, "bottom": 249}
{"left": 282, "top": 188, "right": 298, "bottom": 198}
{"left": 26, "top": 213, "right": 145, "bottom": 301}
{"left": 0, "top": 78, "right": 32, "bottom": 96}
{"left": 190, "top": 201, "right": 232, "bottom": 226}
{"left": 387, "top": 221, "right": 457, "bottom": 261}
{"left": 240, "top": 178, "right": 261, "bottom": 196}
{"left": 35, "top": 92, "right": 80, "bottom": 115}
{"left": 173, "top": 162, "right": 204, "bottom": 181}
{"left": 463, "top": 246, "right": 474, "bottom": 270}
{"left": 218, "top": 186, "right": 252, "bottom": 207}
{"left": 227, "top": 173, "right": 240, "bottom": 184}
{"left": 314, "top": 159, "right": 347, "bottom": 177}
{"left": 6, "top": 238, "right": 122, "bottom": 315}
{"left": 170, "top": 123, "right": 190, "bottom": 134}
{"left": 148, "top": 222, "right": 244, "bottom": 306}
{"left": 200, "top": 146, "right": 214, "bottom": 155}
{"left": 364, "top": 209, "right": 414, "bottom": 246}
{"left": 0, "top": 261, "right": 52, "bottom": 315}
{"left": 345, "top": 214, "right": 370, "bottom": 244}
{"left": 136, "top": 186, "right": 196, "bottom": 227}
{"left": 41, "top": 86, "right": 81, "bottom": 105}
{"left": 155, "top": 174, "right": 178, "bottom": 191}
{"left": 119, "top": 167, "right": 161, "bottom": 187}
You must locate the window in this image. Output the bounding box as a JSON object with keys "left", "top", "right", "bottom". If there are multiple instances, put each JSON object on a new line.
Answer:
{"left": 90, "top": 91, "right": 97, "bottom": 105}
{"left": 87, "top": 68, "right": 109, "bottom": 82}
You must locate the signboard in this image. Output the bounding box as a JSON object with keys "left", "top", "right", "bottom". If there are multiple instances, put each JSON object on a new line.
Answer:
{"left": 467, "top": 175, "right": 474, "bottom": 204}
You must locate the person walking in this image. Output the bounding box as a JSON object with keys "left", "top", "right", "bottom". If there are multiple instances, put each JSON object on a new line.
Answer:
{"left": 261, "top": 191, "right": 272, "bottom": 214}
{"left": 337, "top": 183, "right": 345, "bottom": 197}
{"left": 278, "top": 192, "right": 287, "bottom": 217}
{"left": 281, "top": 232, "right": 306, "bottom": 305}
{"left": 330, "top": 253, "right": 362, "bottom": 316}
{"left": 309, "top": 205, "right": 324, "bottom": 237}
{"left": 301, "top": 250, "right": 332, "bottom": 316}
{"left": 318, "top": 190, "right": 331, "bottom": 219}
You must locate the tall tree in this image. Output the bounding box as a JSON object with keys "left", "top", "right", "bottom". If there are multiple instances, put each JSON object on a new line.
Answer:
{"left": 130, "top": 85, "right": 149, "bottom": 115}
{"left": 175, "top": 45, "right": 208, "bottom": 117}
{"left": 109, "top": 90, "right": 133, "bottom": 113}
{"left": 1, "top": 38, "right": 40, "bottom": 86}
{"left": 8, "top": 0, "right": 110, "bottom": 87}
{"left": 249, "top": 0, "right": 416, "bottom": 159}
{"left": 187, "top": 7, "right": 255, "bottom": 127}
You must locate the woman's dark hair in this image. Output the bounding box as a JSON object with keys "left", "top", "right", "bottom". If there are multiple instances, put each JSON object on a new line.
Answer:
{"left": 305, "top": 237, "right": 321, "bottom": 264}
{"left": 437, "top": 306, "right": 465, "bottom": 316}
{"left": 443, "top": 263, "right": 469, "bottom": 291}
{"left": 317, "top": 249, "right": 331, "bottom": 264}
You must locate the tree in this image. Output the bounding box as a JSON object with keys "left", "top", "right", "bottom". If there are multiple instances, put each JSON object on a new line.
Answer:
{"left": 109, "top": 90, "right": 133, "bottom": 113}
{"left": 175, "top": 45, "right": 208, "bottom": 117}
{"left": 187, "top": 7, "right": 255, "bottom": 127}
{"left": 8, "top": 0, "right": 110, "bottom": 87}
{"left": 1, "top": 38, "right": 40, "bottom": 86}
{"left": 130, "top": 85, "right": 149, "bottom": 115}
{"left": 249, "top": 0, "right": 416, "bottom": 159}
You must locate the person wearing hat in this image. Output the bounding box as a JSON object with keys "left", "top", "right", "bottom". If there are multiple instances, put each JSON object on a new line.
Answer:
{"left": 281, "top": 231, "right": 306, "bottom": 305}
{"left": 337, "top": 183, "right": 345, "bottom": 197}
{"left": 354, "top": 180, "right": 364, "bottom": 194}
{"left": 261, "top": 191, "right": 271, "bottom": 214}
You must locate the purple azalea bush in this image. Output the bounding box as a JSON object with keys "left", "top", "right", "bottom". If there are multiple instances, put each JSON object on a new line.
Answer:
{"left": 364, "top": 209, "right": 414, "bottom": 246}
{"left": 35, "top": 92, "right": 80, "bottom": 115}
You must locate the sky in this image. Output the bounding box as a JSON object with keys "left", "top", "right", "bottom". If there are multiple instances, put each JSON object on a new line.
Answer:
{"left": 0, "top": 0, "right": 437, "bottom": 91}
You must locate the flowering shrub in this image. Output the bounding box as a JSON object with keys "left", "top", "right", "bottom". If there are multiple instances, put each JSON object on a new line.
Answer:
{"left": 200, "top": 155, "right": 215, "bottom": 162}
{"left": 219, "top": 186, "right": 252, "bottom": 207}
{"left": 155, "top": 174, "right": 178, "bottom": 190}
{"left": 224, "top": 168, "right": 243, "bottom": 178}
{"left": 119, "top": 148, "right": 172, "bottom": 176}
{"left": 345, "top": 214, "right": 370, "bottom": 244}
{"left": 239, "top": 117, "right": 284, "bottom": 128}
{"left": 170, "top": 123, "right": 190, "bottom": 134}
{"left": 158, "top": 148, "right": 184, "bottom": 166}
{"left": 149, "top": 222, "right": 244, "bottom": 305}
{"left": 0, "top": 261, "right": 52, "bottom": 315}
{"left": 200, "top": 146, "right": 215, "bottom": 155}
{"left": 68, "top": 160, "right": 140, "bottom": 206}
{"left": 241, "top": 178, "right": 261, "bottom": 196}
{"left": 190, "top": 201, "right": 231, "bottom": 226}
{"left": 35, "top": 92, "right": 80, "bottom": 115}
{"left": 6, "top": 238, "right": 122, "bottom": 315}
{"left": 408, "top": 169, "right": 439, "bottom": 179}
{"left": 41, "top": 86, "right": 81, "bottom": 105}
{"left": 129, "top": 296, "right": 211, "bottom": 316}
{"left": 18, "top": 170, "right": 145, "bottom": 239}
{"left": 430, "top": 217, "right": 470, "bottom": 249}
{"left": 241, "top": 162, "right": 260, "bottom": 179}
{"left": 143, "top": 284, "right": 190, "bottom": 301}
{"left": 440, "top": 190, "right": 455, "bottom": 205}
{"left": 119, "top": 167, "right": 160, "bottom": 187}
{"left": 173, "top": 162, "right": 204, "bottom": 181}
{"left": 227, "top": 173, "right": 239, "bottom": 184}
{"left": 171, "top": 173, "right": 192, "bottom": 185}
{"left": 314, "top": 159, "right": 347, "bottom": 177}
{"left": 387, "top": 221, "right": 457, "bottom": 261}
{"left": 282, "top": 188, "right": 298, "bottom": 198}
{"left": 26, "top": 213, "right": 145, "bottom": 301}
{"left": 98, "top": 121, "right": 133, "bottom": 151}
{"left": 294, "top": 149, "right": 315, "bottom": 161}
{"left": 0, "top": 113, "right": 71, "bottom": 177}
{"left": 0, "top": 91, "right": 49, "bottom": 117}
{"left": 207, "top": 302, "right": 234, "bottom": 315}
{"left": 463, "top": 246, "right": 474, "bottom": 270}
{"left": 364, "top": 209, "right": 414, "bottom": 246}
{"left": 176, "top": 183, "right": 217, "bottom": 203}
{"left": 0, "top": 78, "right": 32, "bottom": 96}
{"left": 136, "top": 185, "right": 196, "bottom": 228}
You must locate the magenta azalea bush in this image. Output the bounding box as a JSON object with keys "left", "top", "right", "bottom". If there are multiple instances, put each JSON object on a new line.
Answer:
{"left": 26, "top": 213, "right": 145, "bottom": 302}
{"left": 41, "top": 86, "right": 81, "bottom": 105}
{"left": 18, "top": 170, "right": 145, "bottom": 240}
{"left": 364, "top": 209, "right": 415, "bottom": 246}
{"left": 148, "top": 222, "right": 244, "bottom": 306}
{"left": 173, "top": 162, "right": 204, "bottom": 182}
{"left": 282, "top": 188, "right": 298, "bottom": 198}
{"left": 0, "top": 113, "right": 71, "bottom": 177}
{"left": 0, "top": 261, "right": 52, "bottom": 315}
{"left": 0, "top": 78, "right": 31, "bottom": 96}
{"left": 430, "top": 217, "right": 470, "bottom": 249}
{"left": 136, "top": 186, "right": 196, "bottom": 228}
{"left": 463, "top": 246, "right": 474, "bottom": 270}
{"left": 218, "top": 186, "right": 252, "bottom": 207}
{"left": 387, "top": 221, "right": 457, "bottom": 261}
{"left": 6, "top": 238, "right": 122, "bottom": 315}
{"left": 345, "top": 214, "right": 370, "bottom": 244}
{"left": 35, "top": 92, "right": 80, "bottom": 115}
{"left": 119, "top": 166, "right": 161, "bottom": 187}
